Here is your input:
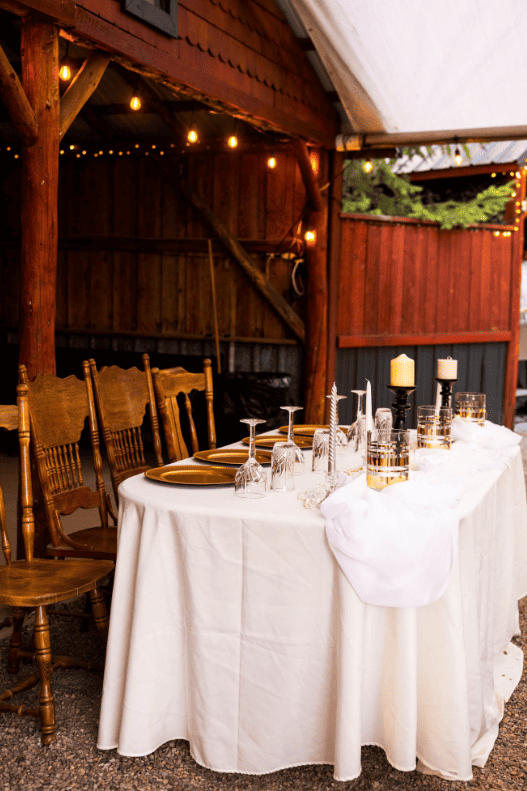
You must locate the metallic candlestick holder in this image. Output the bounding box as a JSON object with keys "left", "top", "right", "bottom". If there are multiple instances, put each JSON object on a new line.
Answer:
{"left": 435, "top": 377, "right": 458, "bottom": 409}
{"left": 325, "top": 384, "right": 346, "bottom": 490}
{"left": 387, "top": 385, "right": 416, "bottom": 431}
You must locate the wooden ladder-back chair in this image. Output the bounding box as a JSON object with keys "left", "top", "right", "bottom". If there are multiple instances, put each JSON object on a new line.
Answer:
{"left": 151, "top": 358, "right": 216, "bottom": 462}
{"left": 89, "top": 354, "right": 164, "bottom": 505}
{"left": 18, "top": 362, "right": 117, "bottom": 561}
{"left": 0, "top": 384, "right": 114, "bottom": 745}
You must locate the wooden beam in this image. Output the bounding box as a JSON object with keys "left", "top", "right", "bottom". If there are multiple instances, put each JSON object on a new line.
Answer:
{"left": 300, "top": 146, "right": 329, "bottom": 423}
{"left": 503, "top": 170, "right": 526, "bottom": 427}
{"left": 338, "top": 331, "right": 512, "bottom": 348}
{"left": 364, "top": 125, "right": 527, "bottom": 148}
{"left": 19, "top": 18, "right": 59, "bottom": 378}
{"left": 155, "top": 159, "right": 305, "bottom": 342}
{"left": 59, "top": 51, "right": 111, "bottom": 140}
{"left": 291, "top": 138, "right": 323, "bottom": 212}
{"left": 325, "top": 150, "right": 344, "bottom": 420}
{"left": 0, "top": 41, "right": 38, "bottom": 146}
{"left": 0, "top": 0, "right": 76, "bottom": 26}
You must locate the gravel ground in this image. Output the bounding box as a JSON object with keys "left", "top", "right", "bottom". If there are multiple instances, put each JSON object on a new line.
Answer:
{"left": 1, "top": 441, "right": 527, "bottom": 791}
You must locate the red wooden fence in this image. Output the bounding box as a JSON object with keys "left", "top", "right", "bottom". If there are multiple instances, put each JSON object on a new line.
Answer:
{"left": 336, "top": 210, "right": 525, "bottom": 426}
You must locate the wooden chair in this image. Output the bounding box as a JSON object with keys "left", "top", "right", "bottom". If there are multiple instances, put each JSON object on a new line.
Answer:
{"left": 89, "top": 354, "right": 164, "bottom": 505}
{"left": 18, "top": 362, "right": 117, "bottom": 561}
{"left": 151, "top": 358, "right": 216, "bottom": 462}
{"left": 0, "top": 384, "right": 114, "bottom": 745}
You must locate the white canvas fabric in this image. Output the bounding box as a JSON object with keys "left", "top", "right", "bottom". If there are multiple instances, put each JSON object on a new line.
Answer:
{"left": 282, "top": 0, "right": 527, "bottom": 134}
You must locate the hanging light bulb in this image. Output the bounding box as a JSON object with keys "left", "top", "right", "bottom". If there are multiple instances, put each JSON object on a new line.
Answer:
{"left": 228, "top": 135, "right": 238, "bottom": 149}
{"left": 59, "top": 42, "right": 72, "bottom": 82}
{"left": 304, "top": 229, "right": 316, "bottom": 245}
{"left": 130, "top": 95, "right": 142, "bottom": 111}
{"left": 267, "top": 155, "right": 277, "bottom": 169}
{"left": 59, "top": 63, "right": 71, "bottom": 81}
{"left": 454, "top": 147, "right": 463, "bottom": 166}
{"left": 363, "top": 157, "right": 373, "bottom": 174}
{"left": 187, "top": 128, "right": 198, "bottom": 144}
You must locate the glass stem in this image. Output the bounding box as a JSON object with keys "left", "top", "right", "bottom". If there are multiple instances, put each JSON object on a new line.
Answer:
{"left": 288, "top": 413, "right": 293, "bottom": 443}
{"left": 249, "top": 424, "right": 256, "bottom": 461}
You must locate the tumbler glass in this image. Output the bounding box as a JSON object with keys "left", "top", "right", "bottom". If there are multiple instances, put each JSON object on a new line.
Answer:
{"left": 270, "top": 441, "right": 296, "bottom": 492}
{"left": 366, "top": 429, "right": 410, "bottom": 490}
{"left": 454, "top": 392, "right": 486, "bottom": 427}
{"left": 417, "top": 405, "right": 453, "bottom": 449}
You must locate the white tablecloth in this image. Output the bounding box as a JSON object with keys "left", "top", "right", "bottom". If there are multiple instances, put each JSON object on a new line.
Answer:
{"left": 98, "top": 445, "right": 527, "bottom": 782}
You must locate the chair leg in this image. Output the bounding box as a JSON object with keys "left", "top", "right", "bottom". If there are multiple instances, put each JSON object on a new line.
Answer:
{"left": 34, "top": 606, "right": 55, "bottom": 746}
{"left": 7, "top": 607, "right": 25, "bottom": 675}
{"left": 88, "top": 587, "right": 109, "bottom": 640}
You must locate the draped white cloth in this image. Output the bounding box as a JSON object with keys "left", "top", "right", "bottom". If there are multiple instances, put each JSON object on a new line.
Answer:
{"left": 98, "top": 444, "right": 527, "bottom": 782}
{"left": 322, "top": 421, "right": 522, "bottom": 608}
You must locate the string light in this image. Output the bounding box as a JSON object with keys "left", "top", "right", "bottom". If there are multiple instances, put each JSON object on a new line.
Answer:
{"left": 130, "top": 95, "right": 141, "bottom": 111}
{"left": 187, "top": 129, "right": 198, "bottom": 144}
{"left": 454, "top": 140, "right": 462, "bottom": 166}
{"left": 59, "top": 63, "right": 71, "bottom": 81}
{"left": 267, "top": 156, "right": 277, "bottom": 169}
{"left": 309, "top": 151, "right": 319, "bottom": 174}
{"left": 228, "top": 135, "right": 238, "bottom": 149}
{"left": 59, "top": 42, "right": 72, "bottom": 82}
{"left": 304, "top": 230, "right": 316, "bottom": 245}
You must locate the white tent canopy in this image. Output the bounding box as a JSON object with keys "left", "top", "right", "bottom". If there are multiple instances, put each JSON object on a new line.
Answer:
{"left": 276, "top": 0, "right": 527, "bottom": 141}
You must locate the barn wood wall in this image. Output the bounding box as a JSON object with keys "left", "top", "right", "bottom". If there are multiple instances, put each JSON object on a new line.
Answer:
{"left": 0, "top": 149, "right": 313, "bottom": 344}
{"left": 338, "top": 214, "right": 516, "bottom": 344}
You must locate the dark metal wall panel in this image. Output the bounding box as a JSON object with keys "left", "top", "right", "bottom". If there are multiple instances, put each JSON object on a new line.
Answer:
{"left": 336, "top": 342, "right": 507, "bottom": 427}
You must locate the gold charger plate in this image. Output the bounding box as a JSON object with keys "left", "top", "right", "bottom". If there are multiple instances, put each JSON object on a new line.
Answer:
{"left": 242, "top": 434, "right": 313, "bottom": 449}
{"left": 278, "top": 424, "right": 347, "bottom": 436}
{"left": 193, "top": 448, "right": 273, "bottom": 465}
{"left": 145, "top": 464, "right": 237, "bottom": 486}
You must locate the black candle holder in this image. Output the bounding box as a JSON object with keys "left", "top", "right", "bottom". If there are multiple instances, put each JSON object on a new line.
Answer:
{"left": 435, "top": 377, "right": 458, "bottom": 409}
{"left": 388, "top": 385, "right": 416, "bottom": 430}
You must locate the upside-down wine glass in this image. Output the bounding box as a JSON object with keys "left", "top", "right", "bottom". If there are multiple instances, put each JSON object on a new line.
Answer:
{"left": 280, "top": 405, "right": 305, "bottom": 475}
{"left": 347, "top": 390, "right": 367, "bottom": 451}
{"left": 235, "top": 418, "right": 267, "bottom": 498}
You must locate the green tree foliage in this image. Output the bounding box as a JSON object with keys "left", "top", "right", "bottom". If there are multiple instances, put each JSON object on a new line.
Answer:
{"left": 342, "top": 158, "right": 515, "bottom": 229}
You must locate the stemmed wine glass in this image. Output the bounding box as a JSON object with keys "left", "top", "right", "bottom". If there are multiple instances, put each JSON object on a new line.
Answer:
{"left": 235, "top": 418, "right": 267, "bottom": 498}
{"left": 280, "top": 406, "right": 305, "bottom": 475}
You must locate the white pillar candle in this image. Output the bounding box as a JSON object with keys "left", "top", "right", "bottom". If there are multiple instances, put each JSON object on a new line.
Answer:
{"left": 390, "top": 354, "right": 414, "bottom": 386}
{"left": 365, "top": 379, "right": 373, "bottom": 431}
{"left": 437, "top": 357, "right": 458, "bottom": 379}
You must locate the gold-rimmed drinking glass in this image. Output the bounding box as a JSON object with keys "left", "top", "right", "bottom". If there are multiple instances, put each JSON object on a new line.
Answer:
{"left": 454, "top": 392, "right": 486, "bottom": 427}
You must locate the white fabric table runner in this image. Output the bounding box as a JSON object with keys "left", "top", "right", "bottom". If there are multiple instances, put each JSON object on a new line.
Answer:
{"left": 98, "top": 444, "right": 527, "bottom": 782}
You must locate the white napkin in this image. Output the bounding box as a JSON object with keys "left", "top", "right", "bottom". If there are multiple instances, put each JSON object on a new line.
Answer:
{"left": 452, "top": 416, "right": 521, "bottom": 450}
{"left": 321, "top": 474, "right": 460, "bottom": 608}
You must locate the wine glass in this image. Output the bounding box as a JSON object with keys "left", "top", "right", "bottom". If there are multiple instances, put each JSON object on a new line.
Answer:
{"left": 235, "top": 418, "right": 267, "bottom": 498}
{"left": 280, "top": 406, "right": 305, "bottom": 475}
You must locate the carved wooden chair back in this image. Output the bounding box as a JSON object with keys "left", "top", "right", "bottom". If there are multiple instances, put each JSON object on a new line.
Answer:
{"left": 89, "top": 353, "right": 164, "bottom": 503}
{"left": 151, "top": 358, "right": 216, "bottom": 462}
{"left": 0, "top": 384, "right": 114, "bottom": 745}
{"left": 18, "top": 362, "right": 116, "bottom": 560}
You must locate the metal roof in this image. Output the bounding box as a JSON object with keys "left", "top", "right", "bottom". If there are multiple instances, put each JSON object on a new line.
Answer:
{"left": 392, "top": 141, "right": 527, "bottom": 175}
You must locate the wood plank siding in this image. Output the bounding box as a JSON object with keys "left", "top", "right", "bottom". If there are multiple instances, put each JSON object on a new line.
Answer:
{"left": 336, "top": 213, "right": 523, "bottom": 426}
{"left": 0, "top": 149, "right": 309, "bottom": 344}
{"left": 67, "top": 0, "right": 340, "bottom": 147}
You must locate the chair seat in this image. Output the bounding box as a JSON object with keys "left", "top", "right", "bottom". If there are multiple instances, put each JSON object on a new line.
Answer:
{"left": 0, "top": 558, "right": 114, "bottom": 608}
{"left": 46, "top": 527, "right": 118, "bottom": 561}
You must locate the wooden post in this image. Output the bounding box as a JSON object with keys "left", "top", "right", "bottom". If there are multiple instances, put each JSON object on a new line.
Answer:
{"left": 292, "top": 140, "right": 329, "bottom": 424}
{"left": 503, "top": 169, "right": 526, "bottom": 427}
{"left": 19, "top": 18, "right": 60, "bottom": 378}
{"left": 325, "top": 150, "right": 344, "bottom": 420}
